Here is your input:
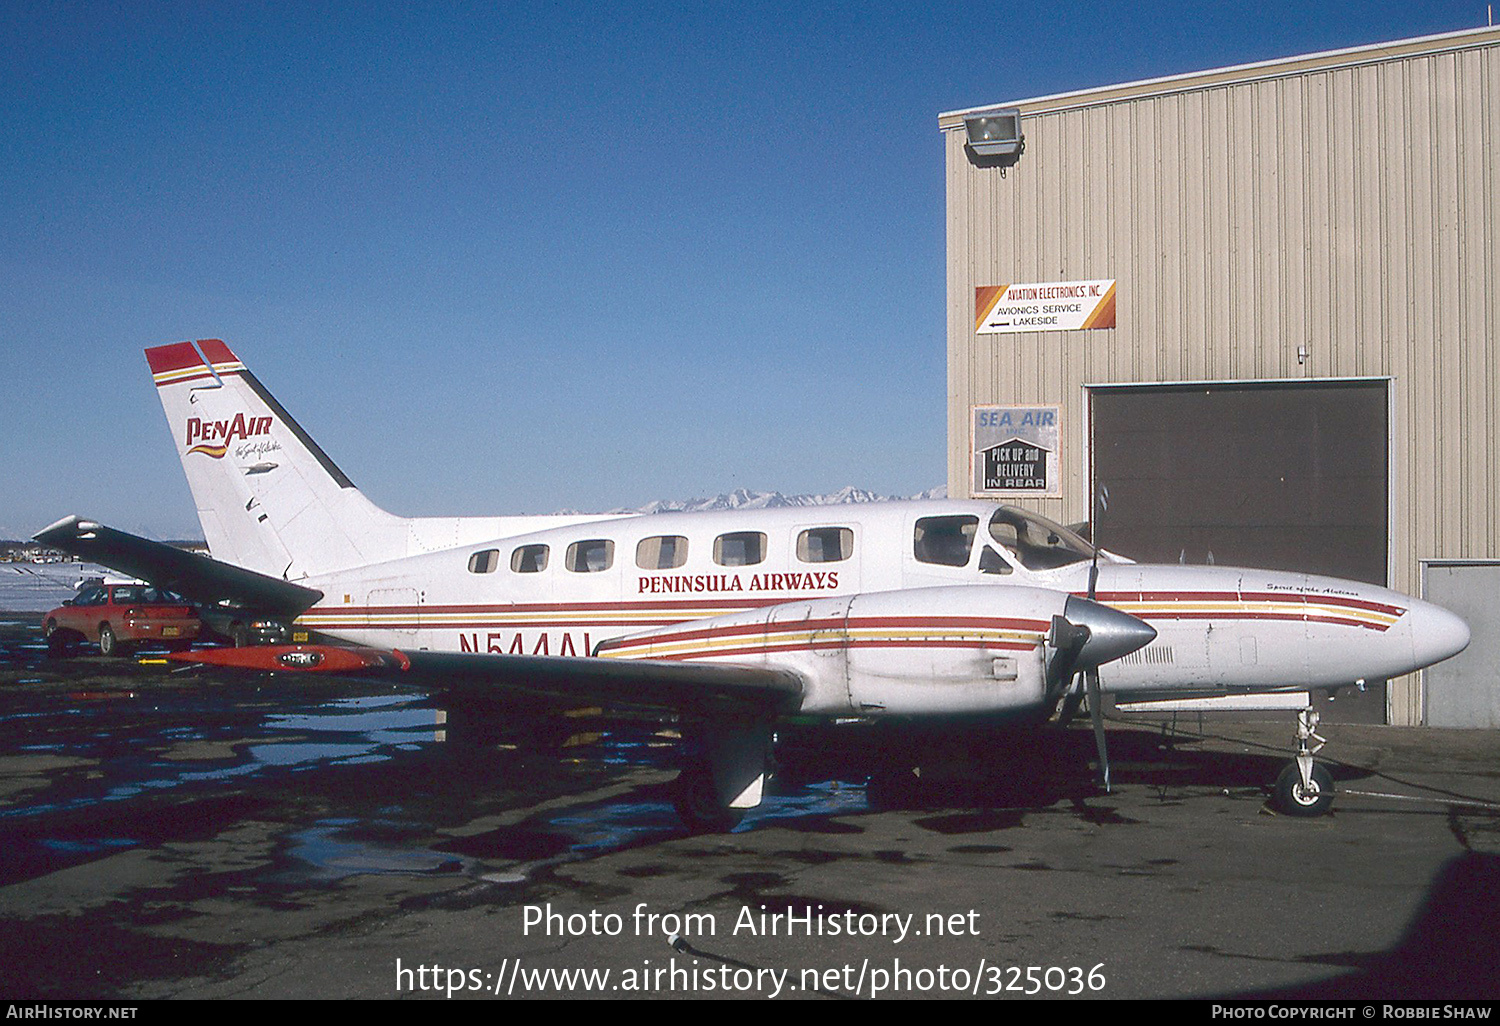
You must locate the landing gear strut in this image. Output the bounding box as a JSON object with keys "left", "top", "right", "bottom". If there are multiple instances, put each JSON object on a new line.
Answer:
{"left": 669, "top": 720, "right": 773, "bottom": 833}
{"left": 1272, "top": 706, "right": 1334, "bottom": 816}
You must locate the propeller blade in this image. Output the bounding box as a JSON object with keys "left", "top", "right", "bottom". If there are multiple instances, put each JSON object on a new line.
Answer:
{"left": 1045, "top": 614, "right": 1090, "bottom": 698}
{"left": 1087, "top": 669, "right": 1111, "bottom": 793}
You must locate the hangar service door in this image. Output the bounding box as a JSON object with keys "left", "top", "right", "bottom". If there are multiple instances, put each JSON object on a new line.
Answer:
{"left": 1090, "top": 380, "right": 1390, "bottom": 723}
{"left": 1421, "top": 562, "right": 1500, "bottom": 728}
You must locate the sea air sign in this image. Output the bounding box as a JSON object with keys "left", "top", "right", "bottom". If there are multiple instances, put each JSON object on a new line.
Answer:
{"left": 975, "top": 279, "right": 1116, "bottom": 334}
{"left": 972, "top": 405, "right": 1060, "bottom": 497}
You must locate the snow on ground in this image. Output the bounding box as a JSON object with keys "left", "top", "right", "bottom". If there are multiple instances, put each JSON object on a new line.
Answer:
{"left": 0, "top": 562, "right": 110, "bottom": 613}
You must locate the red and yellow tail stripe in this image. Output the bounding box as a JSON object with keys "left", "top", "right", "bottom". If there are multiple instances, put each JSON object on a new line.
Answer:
{"left": 145, "top": 339, "right": 246, "bottom": 387}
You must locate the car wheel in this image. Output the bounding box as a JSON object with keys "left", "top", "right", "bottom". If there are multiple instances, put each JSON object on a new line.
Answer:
{"left": 98, "top": 623, "right": 127, "bottom": 657}
{"left": 45, "top": 620, "right": 68, "bottom": 656}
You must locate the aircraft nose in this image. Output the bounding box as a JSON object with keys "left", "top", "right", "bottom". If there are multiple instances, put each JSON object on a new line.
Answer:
{"left": 1409, "top": 600, "right": 1470, "bottom": 671}
{"left": 1063, "top": 595, "right": 1158, "bottom": 669}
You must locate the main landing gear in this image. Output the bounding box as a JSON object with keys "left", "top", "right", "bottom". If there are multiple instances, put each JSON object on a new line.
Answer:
{"left": 1271, "top": 706, "right": 1335, "bottom": 817}
{"left": 669, "top": 720, "right": 773, "bottom": 833}
{"left": 672, "top": 759, "right": 747, "bottom": 833}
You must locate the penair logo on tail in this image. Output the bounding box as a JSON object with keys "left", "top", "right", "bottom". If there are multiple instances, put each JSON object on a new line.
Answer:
{"left": 185, "top": 414, "right": 273, "bottom": 458}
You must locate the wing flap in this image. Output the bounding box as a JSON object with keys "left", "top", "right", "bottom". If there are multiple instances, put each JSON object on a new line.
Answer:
{"left": 33, "top": 515, "right": 322, "bottom": 616}
{"left": 403, "top": 649, "right": 803, "bottom": 713}
{"left": 172, "top": 644, "right": 804, "bottom": 715}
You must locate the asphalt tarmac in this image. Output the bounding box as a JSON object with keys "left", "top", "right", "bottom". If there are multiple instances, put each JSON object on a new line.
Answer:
{"left": 0, "top": 615, "right": 1497, "bottom": 1001}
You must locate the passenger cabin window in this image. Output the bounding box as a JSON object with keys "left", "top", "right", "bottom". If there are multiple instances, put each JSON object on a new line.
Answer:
{"left": 714, "top": 531, "right": 767, "bottom": 567}
{"left": 511, "top": 544, "right": 549, "bottom": 573}
{"left": 468, "top": 549, "right": 500, "bottom": 574}
{"left": 988, "top": 508, "right": 1093, "bottom": 571}
{"left": 566, "top": 539, "right": 615, "bottom": 573}
{"left": 637, "top": 535, "right": 688, "bottom": 570}
{"left": 797, "top": 527, "right": 853, "bottom": 563}
{"left": 913, "top": 515, "right": 978, "bottom": 567}
{"left": 74, "top": 587, "right": 105, "bottom": 606}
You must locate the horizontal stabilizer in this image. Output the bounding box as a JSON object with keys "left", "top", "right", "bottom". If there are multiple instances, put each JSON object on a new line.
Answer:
{"left": 33, "top": 515, "right": 323, "bottom": 616}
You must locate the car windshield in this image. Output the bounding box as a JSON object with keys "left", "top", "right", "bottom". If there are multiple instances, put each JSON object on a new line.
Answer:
{"left": 988, "top": 507, "right": 1094, "bottom": 571}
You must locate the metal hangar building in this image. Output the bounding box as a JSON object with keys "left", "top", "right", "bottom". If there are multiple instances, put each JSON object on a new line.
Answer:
{"left": 940, "top": 25, "right": 1500, "bottom": 726}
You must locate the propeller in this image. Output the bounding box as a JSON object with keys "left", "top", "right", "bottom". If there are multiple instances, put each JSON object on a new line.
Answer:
{"left": 1065, "top": 483, "right": 1125, "bottom": 791}
{"left": 1044, "top": 596, "right": 1155, "bottom": 709}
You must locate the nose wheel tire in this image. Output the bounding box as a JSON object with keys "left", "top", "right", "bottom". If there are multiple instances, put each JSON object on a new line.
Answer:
{"left": 1273, "top": 761, "right": 1334, "bottom": 816}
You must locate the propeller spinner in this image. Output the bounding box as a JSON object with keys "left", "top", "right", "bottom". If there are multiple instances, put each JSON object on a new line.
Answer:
{"left": 1045, "top": 594, "right": 1156, "bottom": 793}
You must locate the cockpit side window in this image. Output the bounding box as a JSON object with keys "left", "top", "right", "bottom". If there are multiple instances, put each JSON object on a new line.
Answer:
{"left": 978, "top": 547, "right": 1012, "bottom": 575}
{"left": 913, "top": 515, "right": 978, "bottom": 566}
{"left": 988, "top": 507, "right": 1093, "bottom": 570}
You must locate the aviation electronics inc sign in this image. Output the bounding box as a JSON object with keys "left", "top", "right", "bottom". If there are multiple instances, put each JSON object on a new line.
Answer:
{"left": 975, "top": 279, "right": 1116, "bottom": 334}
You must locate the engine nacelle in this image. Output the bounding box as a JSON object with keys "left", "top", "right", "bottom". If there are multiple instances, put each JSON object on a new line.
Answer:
{"left": 597, "top": 585, "right": 1080, "bottom": 719}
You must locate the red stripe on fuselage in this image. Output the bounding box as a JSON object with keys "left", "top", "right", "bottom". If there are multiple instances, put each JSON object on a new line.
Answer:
{"left": 599, "top": 615, "right": 1052, "bottom": 653}
{"left": 317, "top": 598, "right": 782, "bottom": 617}
{"left": 1088, "top": 590, "right": 1404, "bottom": 619}
{"left": 653, "top": 638, "right": 1042, "bottom": 662}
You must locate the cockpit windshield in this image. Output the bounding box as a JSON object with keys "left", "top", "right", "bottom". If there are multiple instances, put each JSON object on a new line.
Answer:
{"left": 988, "top": 507, "right": 1094, "bottom": 571}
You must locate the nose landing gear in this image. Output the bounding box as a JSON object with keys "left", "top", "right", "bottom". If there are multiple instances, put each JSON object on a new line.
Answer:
{"left": 1272, "top": 706, "right": 1334, "bottom": 816}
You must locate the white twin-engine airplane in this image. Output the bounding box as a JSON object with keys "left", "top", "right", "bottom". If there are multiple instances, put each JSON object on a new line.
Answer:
{"left": 37, "top": 340, "right": 1470, "bottom": 829}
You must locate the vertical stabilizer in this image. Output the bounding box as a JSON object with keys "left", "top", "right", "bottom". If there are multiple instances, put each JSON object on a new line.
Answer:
{"left": 146, "top": 340, "right": 407, "bottom": 579}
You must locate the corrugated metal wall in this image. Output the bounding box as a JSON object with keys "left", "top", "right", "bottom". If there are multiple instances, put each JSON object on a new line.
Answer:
{"left": 943, "top": 30, "right": 1500, "bottom": 724}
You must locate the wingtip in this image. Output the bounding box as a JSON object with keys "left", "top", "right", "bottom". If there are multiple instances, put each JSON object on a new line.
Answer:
{"left": 33, "top": 514, "right": 84, "bottom": 543}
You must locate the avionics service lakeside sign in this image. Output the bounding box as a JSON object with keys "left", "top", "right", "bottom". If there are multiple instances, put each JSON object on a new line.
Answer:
{"left": 974, "top": 280, "right": 1116, "bottom": 334}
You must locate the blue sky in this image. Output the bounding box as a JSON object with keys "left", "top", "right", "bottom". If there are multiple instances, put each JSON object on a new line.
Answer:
{"left": 0, "top": 1, "right": 1486, "bottom": 539}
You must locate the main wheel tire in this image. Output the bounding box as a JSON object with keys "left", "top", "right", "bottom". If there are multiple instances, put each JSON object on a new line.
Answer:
{"left": 1273, "top": 762, "right": 1334, "bottom": 817}
{"left": 672, "top": 763, "right": 745, "bottom": 833}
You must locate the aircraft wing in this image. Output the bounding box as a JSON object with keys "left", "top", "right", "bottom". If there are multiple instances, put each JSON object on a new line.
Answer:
{"left": 177, "top": 645, "right": 805, "bottom": 715}
{"left": 33, "top": 515, "right": 323, "bottom": 617}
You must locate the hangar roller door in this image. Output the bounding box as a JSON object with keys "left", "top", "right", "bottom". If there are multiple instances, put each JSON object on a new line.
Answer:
{"left": 1090, "top": 380, "right": 1390, "bottom": 724}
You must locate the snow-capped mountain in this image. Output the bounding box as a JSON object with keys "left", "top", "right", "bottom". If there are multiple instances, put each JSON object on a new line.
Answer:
{"left": 604, "top": 485, "right": 946, "bottom": 515}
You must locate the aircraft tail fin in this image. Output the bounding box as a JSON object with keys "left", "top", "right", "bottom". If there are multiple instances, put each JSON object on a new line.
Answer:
{"left": 145, "top": 340, "right": 407, "bottom": 580}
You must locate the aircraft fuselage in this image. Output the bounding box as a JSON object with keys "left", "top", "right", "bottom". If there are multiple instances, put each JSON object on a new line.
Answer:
{"left": 288, "top": 499, "right": 1467, "bottom": 718}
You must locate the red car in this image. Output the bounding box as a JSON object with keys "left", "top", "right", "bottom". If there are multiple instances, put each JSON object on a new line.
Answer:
{"left": 43, "top": 582, "right": 202, "bottom": 656}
